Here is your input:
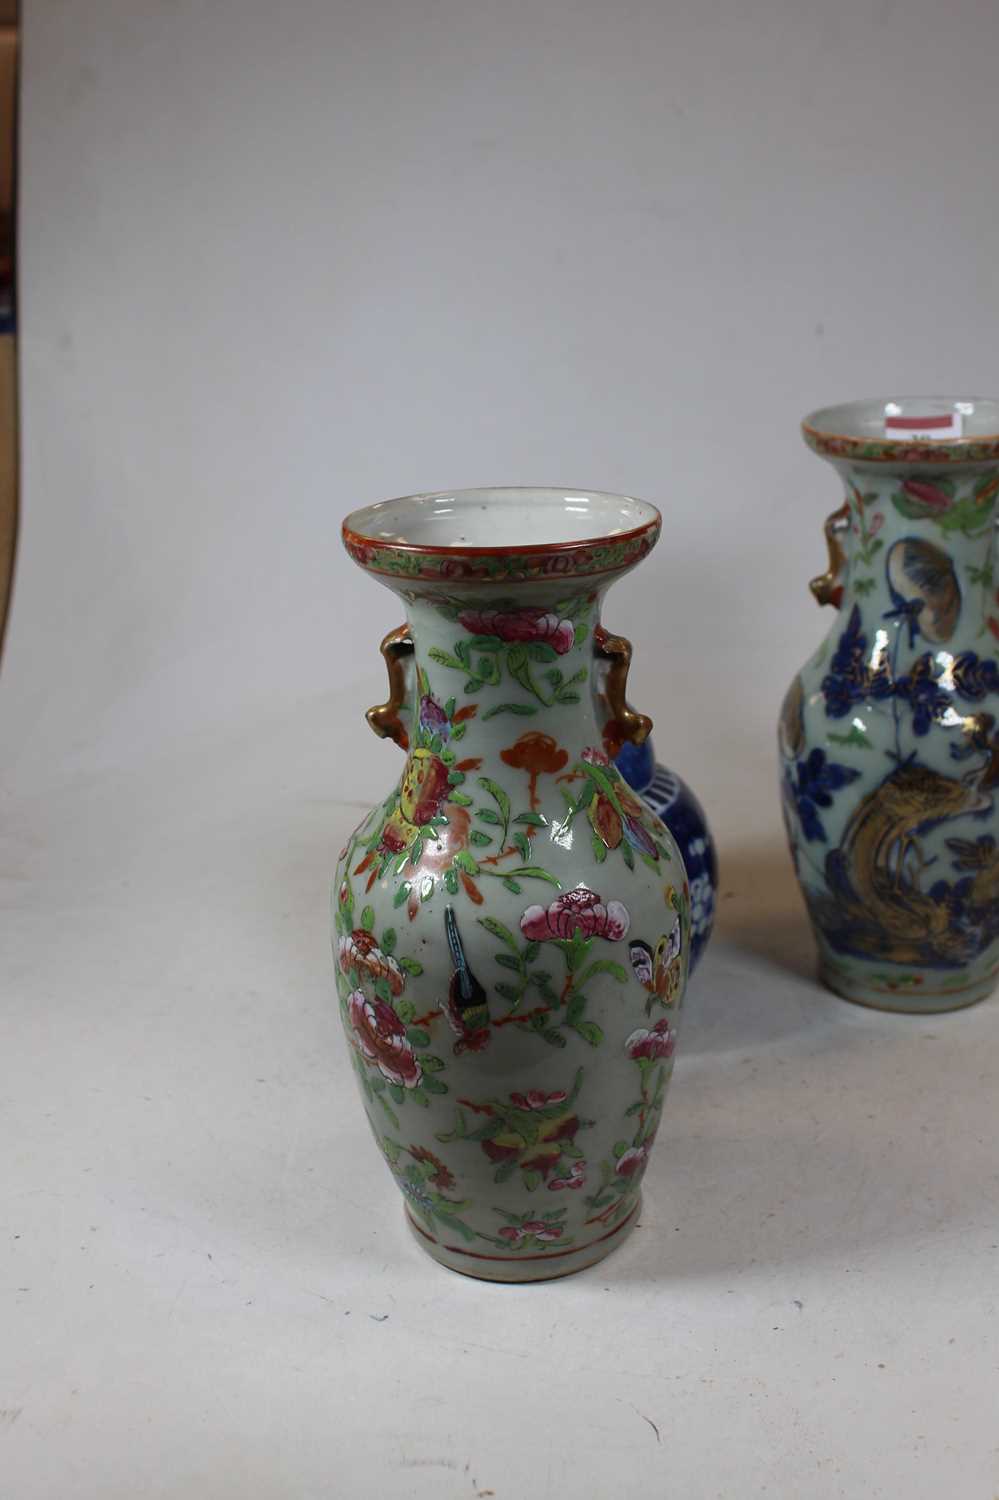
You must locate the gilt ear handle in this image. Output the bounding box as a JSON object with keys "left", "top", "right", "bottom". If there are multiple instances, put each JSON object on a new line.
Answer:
{"left": 593, "top": 626, "right": 653, "bottom": 755}
{"left": 366, "top": 624, "right": 414, "bottom": 750}
{"left": 809, "top": 500, "right": 851, "bottom": 608}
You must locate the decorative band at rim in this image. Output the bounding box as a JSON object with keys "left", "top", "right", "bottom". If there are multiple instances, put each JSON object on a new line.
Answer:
{"left": 342, "top": 521, "right": 661, "bottom": 583}
{"left": 802, "top": 423, "right": 999, "bottom": 465}
{"left": 406, "top": 1198, "right": 639, "bottom": 1262}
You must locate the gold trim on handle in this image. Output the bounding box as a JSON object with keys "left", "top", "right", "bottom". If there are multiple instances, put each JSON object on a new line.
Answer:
{"left": 594, "top": 626, "right": 653, "bottom": 754}
{"left": 809, "top": 500, "right": 851, "bottom": 608}
{"left": 366, "top": 623, "right": 414, "bottom": 750}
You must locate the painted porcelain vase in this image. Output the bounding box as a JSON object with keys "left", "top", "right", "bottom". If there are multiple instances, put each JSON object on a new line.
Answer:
{"left": 334, "top": 488, "right": 691, "bottom": 1281}
{"left": 615, "top": 737, "right": 717, "bottom": 973}
{"left": 781, "top": 397, "right": 999, "bottom": 1012}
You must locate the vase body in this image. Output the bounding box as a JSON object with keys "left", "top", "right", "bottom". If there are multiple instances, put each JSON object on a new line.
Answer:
{"left": 335, "top": 489, "right": 691, "bottom": 1280}
{"left": 781, "top": 399, "right": 999, "bottom": 1012}
{"left": 614, "top": 737, "right": 717, "bottom": 972}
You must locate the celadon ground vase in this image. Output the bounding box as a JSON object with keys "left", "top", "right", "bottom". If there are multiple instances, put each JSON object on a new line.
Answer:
{"left": 334, "top": 488, "right": 691, "bottom": 1281}
{"left": 781, "top": 397, "right": 999, "bottom": 1012}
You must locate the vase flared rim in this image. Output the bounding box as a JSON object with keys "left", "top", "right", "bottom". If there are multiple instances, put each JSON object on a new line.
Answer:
{"left": 342, "top": 487, "right": 661, "bottom": 584}
{"left": 802, "top": 396, "right": 999, "bottom": 464}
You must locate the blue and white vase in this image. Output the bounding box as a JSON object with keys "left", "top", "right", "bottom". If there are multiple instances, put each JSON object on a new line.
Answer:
{"left": 615, "top": 736, "right": 717, "bottom": 973}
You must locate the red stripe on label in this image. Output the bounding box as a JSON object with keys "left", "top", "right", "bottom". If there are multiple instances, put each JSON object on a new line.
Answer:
{"left": 884, "top": 414, "right": 955, "bottom": 431}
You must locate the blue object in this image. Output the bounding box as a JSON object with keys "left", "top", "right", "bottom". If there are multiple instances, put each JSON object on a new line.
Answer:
{"left": 615, "top": 737, "right": 717, "bottom": 974}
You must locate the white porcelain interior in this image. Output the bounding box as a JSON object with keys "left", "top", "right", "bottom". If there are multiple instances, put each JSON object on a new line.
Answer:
{"left": 805, "top": 396, "right": 999, "bottom": 441}
{"left": 344, "top": 487, "right": 660, "bottom": 550}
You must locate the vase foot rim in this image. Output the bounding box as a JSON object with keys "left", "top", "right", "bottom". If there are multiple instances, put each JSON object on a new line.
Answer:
{"left": 818, "top": 960, "right": 998, "bottom": 1014}
{"left": 404, "top": 1197, "right": 642, "bottom": 1283}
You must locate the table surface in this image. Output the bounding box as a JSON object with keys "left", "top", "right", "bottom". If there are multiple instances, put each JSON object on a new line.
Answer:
{"left": 3, "top": 695, "right": 997, "bottom": 1500}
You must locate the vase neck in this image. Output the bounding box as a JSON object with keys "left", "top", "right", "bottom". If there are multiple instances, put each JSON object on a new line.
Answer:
{"left": 825, "top": 466, "right": 999, "bottom": 638}
{"left": 400, "top": 588, "right": 611, "bottom": 765}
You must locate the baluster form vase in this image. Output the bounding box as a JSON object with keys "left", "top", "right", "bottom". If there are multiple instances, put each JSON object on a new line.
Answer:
{"left": 335, "top": 488, "right": 691, "bottom": 1280}
{"left": 781, "top": 399, "right": 999, "bottom": 1012}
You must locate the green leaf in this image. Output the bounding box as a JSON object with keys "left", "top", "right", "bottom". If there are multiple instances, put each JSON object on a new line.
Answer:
{"left": 469, "top": 830, "right": 494, "bottom": 847}
{"left": 501, "top": 877, "right": 522, "bottom": 893}
{"left": 621, "top": 839, "right": 635, "bottom": 871}
{"left": 566, "top": 993, "right": 586, "bottom": 1025}
{"left": 400, "top": 956, "right": 424, "bottom": 976}
{"left": 419, "top": 876, "right": 434, "bottom": 903}
{"left": 428, "top": 646, "right": 464, "bottom": 670}
{"left": 513, "top": 832, "right": 532, "bottom": 862}
{"left": 447, "top": 769, "right": 465, "bottom": 786}
{"left": 453, "top": 851, "right": 480, "bottom": 875}
{"left": 388, "top": 1083, "right": 405, "bottom": 1104}
{"left": 381, "top": 927, "right": 396, "bottom": 954}
{"left": 478, "top": 777, "right": 511, "bottom": 828}
{"left": 541, "top": 1028, "right": 567, "bottom": 1048}
{"left": 420, "top": 1073, "right": 448, "bottom": 1095}
{"left": 572, "top": 1021, "right": 603, "bottom": 1047}
{"left": 494, "top": 952, "right": 523, "bottom": 972}
{"left": 444, "top": 696, "right": 456, "bottom": 718}
{"left": 406, "top": 1026, "right": 431, "bottom": 1047}
{"left": 482, "top": 702, "right": 538, "bottom": 720}
{"left": 495, "top": 981, "right": 523, "bottom": 1002}
{"left": 828, "top": 725, "right": 872, "bottom": 751}
{"left": 624, "top": 1100, "right": 644, "bottom": 1116}
{"left": 449, "top": 791, "right": 473, "bottom": 806}
{"left": 360, "top": 905, "right": 375, "bottom": 932}
{"left": 578, "top": 959, "right": 628, "bottom": 986}
{"left": 443, "top": 867, "right": 459, "bottom": 895}
{"left": 591, "top": 830, "right": 608, "bottom": 863}
{"left": 525, "top": 642, "right": 558, "bottom": 662}
{"left": 612, "top": 1140, "right": 628, "bottom": 1158}
{"left": 476, "top": 808, "right": 502, "bottom": 825}
{"left": 373, "top": 976, "right": 392, "bottom": 1003}
{"left": 477, "top": 915, "right": 519, "bottom": 951}
{"left": 368, "top": 1074, "right": 386, "bottom": 1093}
{"left": 503, "top": 865, "right": 561, "bottom": 887}
{"left": 395, "top": 998, "right": 415, "bottom": 1023}
{"left": 523, "top": 1170, "right": 542, "bottom": 1191}
{"left": 523, "top": 941, "right": 540, "bottom": 963}
{"left": 410, "top": 1086, "right": 430, "bottom": 1107}
{"left": 513, "top": 812, "right": 546, "bottom": 827}
{"left": 422, "top": 1054, "right": 445, "bottom": 1071}
{"left": 467, "top": 634, "right": 504, "bottom": 651}
{"left": 494, "top": 1159, "right": 518, "bottom": 1184}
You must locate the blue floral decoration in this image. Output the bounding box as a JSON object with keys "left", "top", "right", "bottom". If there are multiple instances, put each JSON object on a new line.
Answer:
{"left": 785, "top": 748, "right": 862, "bottom": 843}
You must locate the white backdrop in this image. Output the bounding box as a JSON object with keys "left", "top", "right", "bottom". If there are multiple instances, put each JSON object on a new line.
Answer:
{"left": 4, "top": 2, "right": 999, "bottom": 1496}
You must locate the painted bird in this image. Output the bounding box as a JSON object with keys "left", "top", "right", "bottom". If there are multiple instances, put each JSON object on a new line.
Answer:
{"left": 443, "top": 905, "right": 491, "bottom": 1053}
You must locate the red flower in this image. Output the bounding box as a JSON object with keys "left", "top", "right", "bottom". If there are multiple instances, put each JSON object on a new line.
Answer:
{"left": 498, "top": 1225, "right": 523, "bottom": 1242}
{"left": 581, "top": 746, "right": 610, "bottom": 766}
{"left": 347, "top": 990, "right": 422, "bottom": 1088}
{"left": 457, "top": 606, "right": 575, "bottom": 655}
{"left": 548, "top": 1161, "right": 586, "bottom": 1191}
{"left": 520, "top": 887, "right": 630, "bottom": 942}
{"left": 901, "top": 478, "right": 952, "bottom": 513}
{"left": 408, "top": 1145, "right": 455, "bottom": 1191}
{"left": 625, "top": 1017, "right": 675, "bottom": 1061}
{"left": 338, "top": 929, "right": 405, "bottom": 996}
{"left": 615, "top": 1145, "right": 649, "bottom": 1178}
{"left": 509, "top": 1088, "right": 568, "bottom": 1110}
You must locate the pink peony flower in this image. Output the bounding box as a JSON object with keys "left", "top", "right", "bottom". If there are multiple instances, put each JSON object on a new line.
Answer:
{"left": 457, "top": 606, "right": 575, "bottom": 655}
{"left": 868, "top": 512, "right": 884, "bottom": 536}
{"left": 625, "top": 1017, "right": 675, "bottom": 1062}
{"left": 498, "top": 1225, "right": 524, "bottom": 1243}
{"left": 520, "top": 887, "right": 630, "bottom": 943}
{"left": 581, "top": 746, "right": 610, "bottom": 766}
{"left": 347, "top": 990, "right": 422, "bottom": 1089}
{"left": 615, "top": 1145, "right": 649, "bottom": 1178}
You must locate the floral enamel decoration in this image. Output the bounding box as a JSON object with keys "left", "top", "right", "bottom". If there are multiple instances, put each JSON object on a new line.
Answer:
{"left": 334, "top": 487, "right": 691, "bottom": 1279}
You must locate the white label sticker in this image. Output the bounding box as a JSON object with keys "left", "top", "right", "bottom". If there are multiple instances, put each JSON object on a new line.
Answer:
{"left": 884, "top": 411, "right": 963, "bottom": 440}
